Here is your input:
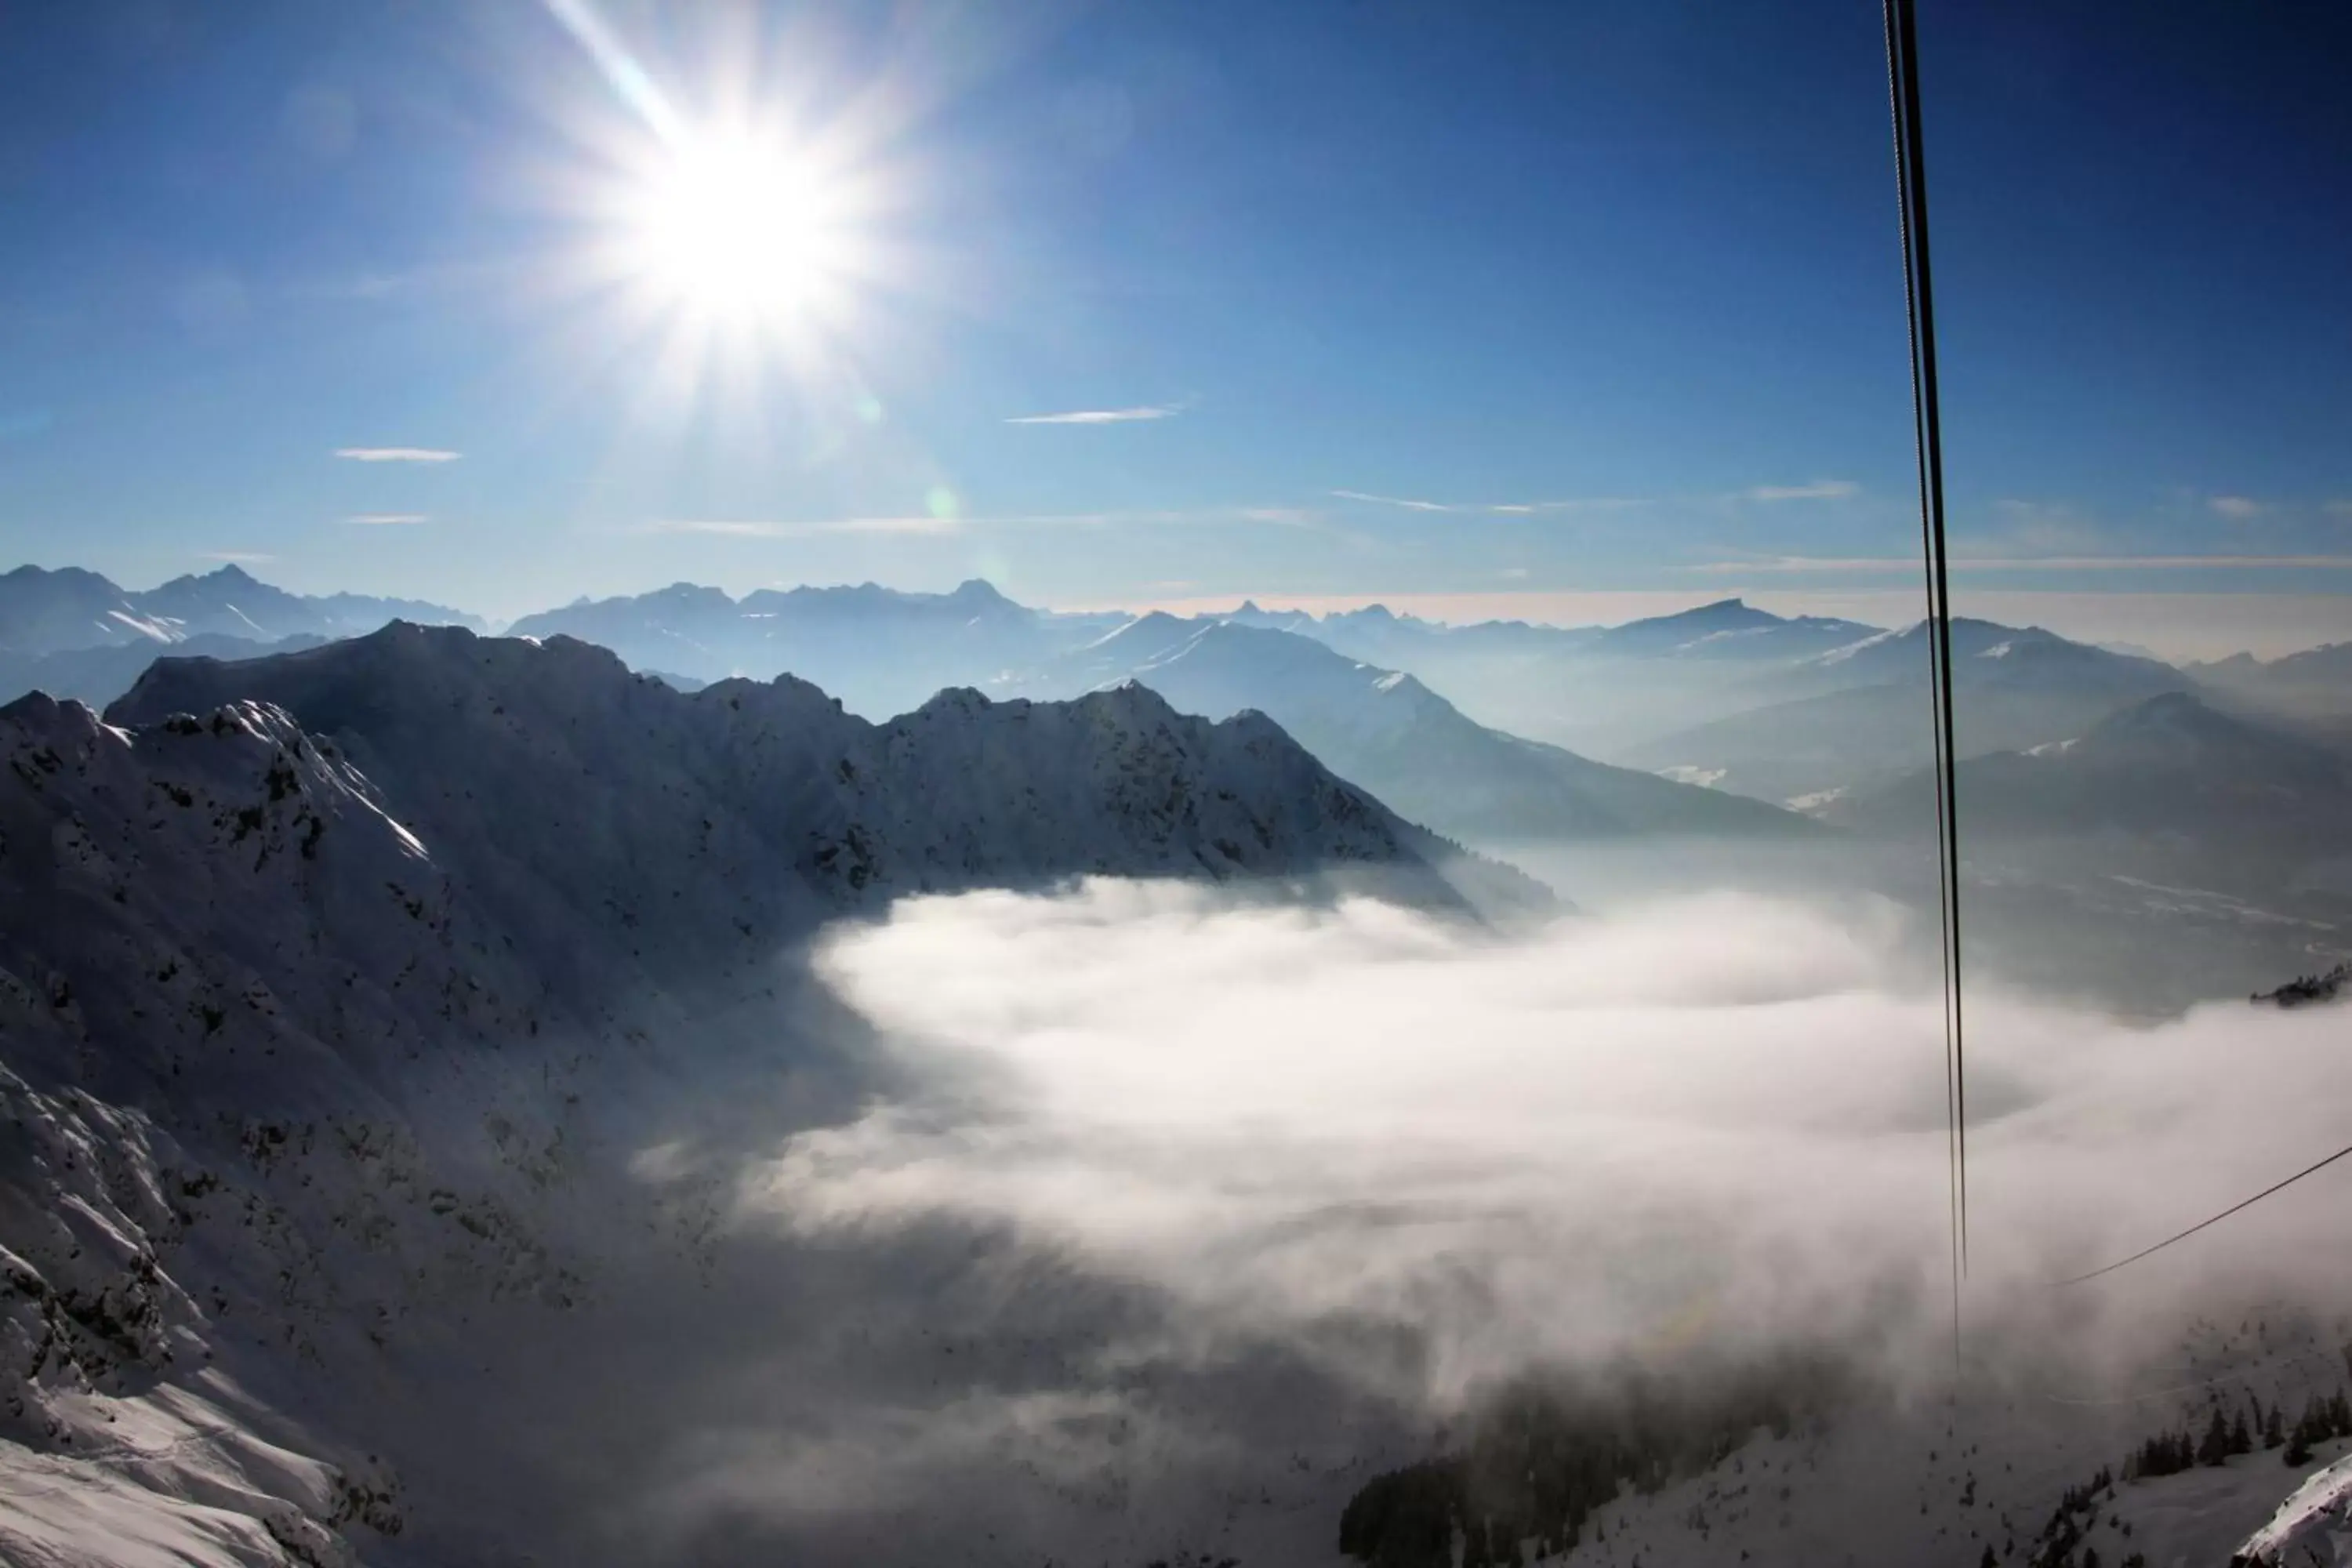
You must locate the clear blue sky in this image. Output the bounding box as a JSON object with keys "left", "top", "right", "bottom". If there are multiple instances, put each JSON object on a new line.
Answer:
{"left": 2, "top": 1, "right": 2348, "bottom": 652}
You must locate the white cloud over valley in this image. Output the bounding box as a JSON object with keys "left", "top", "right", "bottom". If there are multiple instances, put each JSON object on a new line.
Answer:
{"left": 751, "top": 883, "right": 2352, "bottom": 1406}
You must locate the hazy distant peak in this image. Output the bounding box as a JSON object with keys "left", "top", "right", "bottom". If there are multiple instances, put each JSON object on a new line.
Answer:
{"left": 1087, "top": 610, "right": 1195, "bottom": 652}
{"left": 2083, "top": 688, "right": 2245, "bottom": 748}
{"left": 950, "top": 578, "right": 1012, "bottom": 604}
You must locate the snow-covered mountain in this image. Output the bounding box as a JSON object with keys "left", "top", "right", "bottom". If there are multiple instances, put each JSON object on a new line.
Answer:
{"left": 110, "top": 624, "right": 1539, "bottom": 925}
{"left": 505, "top": 579, "right": 1126, "bottom": 719}
{"left": 0, "top": 564, "right": 481, "bottom": 659}
{"left": 0, "top": 622, "right": 1547, "bottom": 1563}
{"left": 1020, "top": 615, "right": 1817, "bottom": 844}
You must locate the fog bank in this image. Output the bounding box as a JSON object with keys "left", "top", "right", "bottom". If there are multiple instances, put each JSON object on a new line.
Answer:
{"left": 757, "top": 883, "right": 2352, "bottom": 1403}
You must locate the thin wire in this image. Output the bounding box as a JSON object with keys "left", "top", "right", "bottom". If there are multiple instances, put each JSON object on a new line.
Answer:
{"left": 1883, "top": 0, "right": 1968, "bottom": 1361}
{"left": 2056, "top": 1138, "right": 2352, "bottom": 1287}
{"left": 1897, "top": 0, "right": 1969, "bottom": 1282}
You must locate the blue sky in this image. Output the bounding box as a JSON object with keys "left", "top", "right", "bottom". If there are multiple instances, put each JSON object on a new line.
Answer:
{"left": 1, "top": 0, "right": 2348, "bottom": 652}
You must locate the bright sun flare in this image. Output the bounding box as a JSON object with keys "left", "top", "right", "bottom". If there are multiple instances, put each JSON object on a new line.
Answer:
{"left": 626, "top": 135, "right": 855, "bottom": 322}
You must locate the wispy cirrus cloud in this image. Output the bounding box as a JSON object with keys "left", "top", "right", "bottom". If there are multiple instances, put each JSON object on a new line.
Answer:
{"left": 2209, "top": 495, "right": 2263, "bottom": 521}
{"left": 651, "top": 516, "right": 962, "bottom": 539}
{"left": 1690, "top": 552, "right": 2352, "bottom": 574}
{"left": 1330, "top": 488, "right": 1651, "bottom": 516}
{"left": 1004, "top": 405, "right": 1181, "bottom": 426}
{"left": 334, "top": 446, "right": 462, "bottom": 463}
{"left": 199, "top": 550, "right": 275, "bottom": 564}
{"left": 1740, "top": 479, "right": 1860, "bottom": 503}
{"left": 343, "top": 513, "right": 429, "bottom": 527}
{"left": 1330, "top": 488, "right": 1451, "bottom": 512}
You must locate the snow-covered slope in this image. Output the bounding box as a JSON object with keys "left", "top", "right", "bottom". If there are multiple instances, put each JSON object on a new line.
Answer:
{"left": 0, "top": 625, "right": 1548, "bottom": 1563}
{"left": 2238, "top": 1448, "right": 2352, "bottom": 1564}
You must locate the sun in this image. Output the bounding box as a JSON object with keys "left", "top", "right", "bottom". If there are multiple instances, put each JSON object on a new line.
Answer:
{"left": 622, "top": 132, "right": 860, "bottom": 325}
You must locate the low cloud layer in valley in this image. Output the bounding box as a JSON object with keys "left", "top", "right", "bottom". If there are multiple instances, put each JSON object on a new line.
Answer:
{"left": 757, "top": 883, "right": 2352, "bottom": 1418}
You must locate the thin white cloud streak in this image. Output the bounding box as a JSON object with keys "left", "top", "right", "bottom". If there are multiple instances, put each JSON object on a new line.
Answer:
{"left": 198, "top": 550, "right": 276, "bottom": 564}
{"left": 343, "top": 513, "right": 429, "bottom": 527}
{"left": 651, "top": 516, "right": 963, "bottom": 539}
{"left": 1331, "top": 489, "right": 1653, "bottom": 516}
{"left": 1692, "top": 554, "right": 2352, "bottom": 574}
{"left": 1331, "top": 488, "right": 1454, "bottom": 513}
{"left": 750, "top": 884, "right": 2352, "bottom": 1403}
{"left": 334, "top": 446, "right": 462, "bottom": 463}
{"left": 2210, "top": 495, "right": 2263, "bottom": 521}
{"left": 1741, "top": 480, "right": 1861, "bottom": 503}
{"left": 1004, "top": 405, "right": 1181, "bottom": 425}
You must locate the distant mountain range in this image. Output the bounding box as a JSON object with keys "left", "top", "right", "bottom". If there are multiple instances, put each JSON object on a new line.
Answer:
{"left": 1226, "top": 597, "right": 1885, "bottom": 753}
{"left": 15, "top": 562, "right": 2345, "bottom": 847}
{"left": 507, "top": 578, "right": 1123, "bottom": 720}
{"left": 0, "top": 563, "right": 481, "bottom": 658}
{"left": 1621, "top": 619, "right": 2193, "bottom": 808}
{"left": 1014, "top": 614, "right": 1816, "bottom": 844}
{"left": 0, "top": 630, "right": 327, "bottom": 710}
{"left": 2187, "top": 642, "right": 2352, "bottom": 722}
{"left": 1826, "top": 690, "right": 2352, "bottom": 895}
